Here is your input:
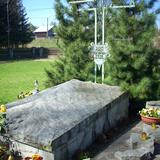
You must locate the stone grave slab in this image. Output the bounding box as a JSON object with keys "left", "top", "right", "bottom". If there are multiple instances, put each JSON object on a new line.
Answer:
{"left": 6, "top": 79, "right": 129, "bottom": 160}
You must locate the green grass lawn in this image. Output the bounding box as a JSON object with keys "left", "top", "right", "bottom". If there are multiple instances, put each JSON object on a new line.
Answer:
{"left": 0, "top": 60, "right": 52, "bottom": 104}
{"left": 27, "top": 38, "right": 60, "bottom": 49}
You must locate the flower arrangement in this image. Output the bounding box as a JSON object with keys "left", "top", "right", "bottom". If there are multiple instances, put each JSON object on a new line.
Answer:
{"left": 0, "top": 104, "right": 43, "bottom": 160}
{"left": 17, "top": 91, "right": 33, "bottom": 99}
{"left": 0, "top": 104, "right": 7, "bottom": 132}
{"left": 32, "top": 154, "right": 43, "bottom": 160}
{"left": 139, "top": 107, "right": 160, "bottom": 124}
{"left": 0, "top": 104, "right": 14, "bottom": 160}
{"left": 17, "top": 80, "right": 40, "bottom": 100}
{"left": 25, "top": 154, "right": 43, "bottom": 160}
{"left": 139, "top": 107, "right": 160, "bottom": 118}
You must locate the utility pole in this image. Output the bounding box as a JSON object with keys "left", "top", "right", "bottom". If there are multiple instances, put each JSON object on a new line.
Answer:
{"left": 47, "top": 17, "right": 49, "bottom": 38}
{"left": 87, "top": 8, "right": 97, "bottom": 83}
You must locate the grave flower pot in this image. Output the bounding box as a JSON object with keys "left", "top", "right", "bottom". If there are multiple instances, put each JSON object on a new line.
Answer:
{"left": 140, "top": 114, "right": 160, "bottom": 124}
{"left": 139, "top": 107, "right": 160, "bottom": 124}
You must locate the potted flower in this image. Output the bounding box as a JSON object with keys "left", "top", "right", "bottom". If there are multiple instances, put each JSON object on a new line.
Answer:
{"left": 139, "top": 107, "right": 160, "bottom": 124}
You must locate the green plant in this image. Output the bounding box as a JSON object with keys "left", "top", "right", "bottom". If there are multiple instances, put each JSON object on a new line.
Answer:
{"left": 79, "top": 152, "right": 90, "bottom": 160}
{"left": 105, "top": 0, "right": 160, "bottom": 101}
{"left": 45, "top": 0, "right": 94, "bottom": 87}
{"left": 0, "top": 104, "right": 12, "bottom": 160}
{"left": 0, "top": 104, "right": 22, "bottom": 160}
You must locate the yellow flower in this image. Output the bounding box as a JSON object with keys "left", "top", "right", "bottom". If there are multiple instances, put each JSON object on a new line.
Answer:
{"left": 151, "top": 123, "right": 157, "bottom": 130}
{"left": 0, "top": 104, "right": 6, "bottom": 112}
{"left": 8, "top": 155, "right": 14, "bottom": 160}
{"left": 140, "top": 132, "right": 148, "bottom": 141}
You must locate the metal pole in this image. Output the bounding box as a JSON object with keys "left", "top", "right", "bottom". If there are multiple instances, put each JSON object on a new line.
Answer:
{"left": 95, "top": 63, "right": 97, "bottom": 83}
{"left": 95, "top": 9, "right": 97, "bottom": 45}
{"left": 87, "top": 8, "right": 97, "bottom": 83}
{"left": 102, "top": 7, "right": 105, "bottom": 44}
{"left": 77, "top": 7, "right": 97, "bottom": 83}
{"left": 102, "top": 63, "right": 104, "bottom": 83}
{"left": 102, "top": 7, "right": 105, "bottom": 83}
{"left": 69, "top": 0, "right": 94, "bottom": 4}
{"left": 95, "top": 8, "right": 97, "bottom": 83}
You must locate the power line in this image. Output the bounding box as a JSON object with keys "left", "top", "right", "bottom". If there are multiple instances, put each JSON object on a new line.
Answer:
{"left": 29, "top": 17, "right": 51, "bottom": 19}
{"left": 29, "top": 15, "right": 56, "bottom": 19}
{"left": 27, "top": 8, "right": 54, "bottom": 11}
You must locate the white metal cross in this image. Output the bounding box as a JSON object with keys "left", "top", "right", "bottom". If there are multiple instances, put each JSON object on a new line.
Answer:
{"left": 69, "top": 0, "right": 135, "bottom": 83}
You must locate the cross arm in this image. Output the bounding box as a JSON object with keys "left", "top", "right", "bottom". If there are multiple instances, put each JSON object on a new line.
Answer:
{"left": 69, "top": 0, "right": 95, "bottom": 4}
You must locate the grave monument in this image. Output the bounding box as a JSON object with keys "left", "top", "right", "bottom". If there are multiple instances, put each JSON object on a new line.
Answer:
{"left": 7, "top": 80, "right": 129, "bottom": 160}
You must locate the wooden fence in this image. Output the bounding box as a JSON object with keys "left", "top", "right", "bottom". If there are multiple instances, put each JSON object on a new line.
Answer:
{"left": 0, "top": 47, "right": 59, "bottom": 60}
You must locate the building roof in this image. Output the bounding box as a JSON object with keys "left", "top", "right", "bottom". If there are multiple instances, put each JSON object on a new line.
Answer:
{"left": 34, "top": 26, "right": 53, "bottom": 33}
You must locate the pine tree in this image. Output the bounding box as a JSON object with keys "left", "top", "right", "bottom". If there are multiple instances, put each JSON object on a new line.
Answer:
{"left": 0, "top": 2, "right": 8, "bottom": 47}
{"left": 10, "top": 0, "right": 33, "bottom": 47}
{"left": 105, "top": 0, "right": 160, "bottom": 101}
{"left": 0, "top": 0, "right": 33, "bottom": 48}
{"left": 28, "top": 23, "right": 37, "bottom": 33}
{"left": 46, "top": 0, "right": 160, "bottom": 102}
{"left": 45, "top": 0, "right": 95, "bottom": 86}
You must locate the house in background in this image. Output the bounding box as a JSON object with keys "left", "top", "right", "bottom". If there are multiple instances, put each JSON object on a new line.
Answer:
{"left": 34, "top": 26, "right": 54, "bottom": 39}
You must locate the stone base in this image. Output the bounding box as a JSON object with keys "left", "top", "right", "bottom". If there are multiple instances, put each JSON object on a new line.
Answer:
{"left": 115, "top": 132, "right": 154, "bottom": 160}
{"left": 11, "top": 140, "right": 54, "bottom": 159}
{"left": 143, "top": 123, "right": 160, "bottom": 143}
{"left": 146, "top": 101, "right": 160, "bottom": 109}
{"left": 115, "top": 148, "right": 153, "bottom": 160}
{"left": 114, "top": 122, "right": 160, "bottom": 160}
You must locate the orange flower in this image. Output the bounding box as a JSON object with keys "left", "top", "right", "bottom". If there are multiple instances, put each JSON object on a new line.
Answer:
{"left": 32, "top": 154, "right": 43, "bottom": 160}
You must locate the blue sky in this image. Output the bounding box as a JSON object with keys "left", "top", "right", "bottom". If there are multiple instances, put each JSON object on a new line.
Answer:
{"left": 23, "top": 0, "right": 160, "bottom": 28}
{"left": 22, "top": 0, "right": 57, "bottom": 27}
